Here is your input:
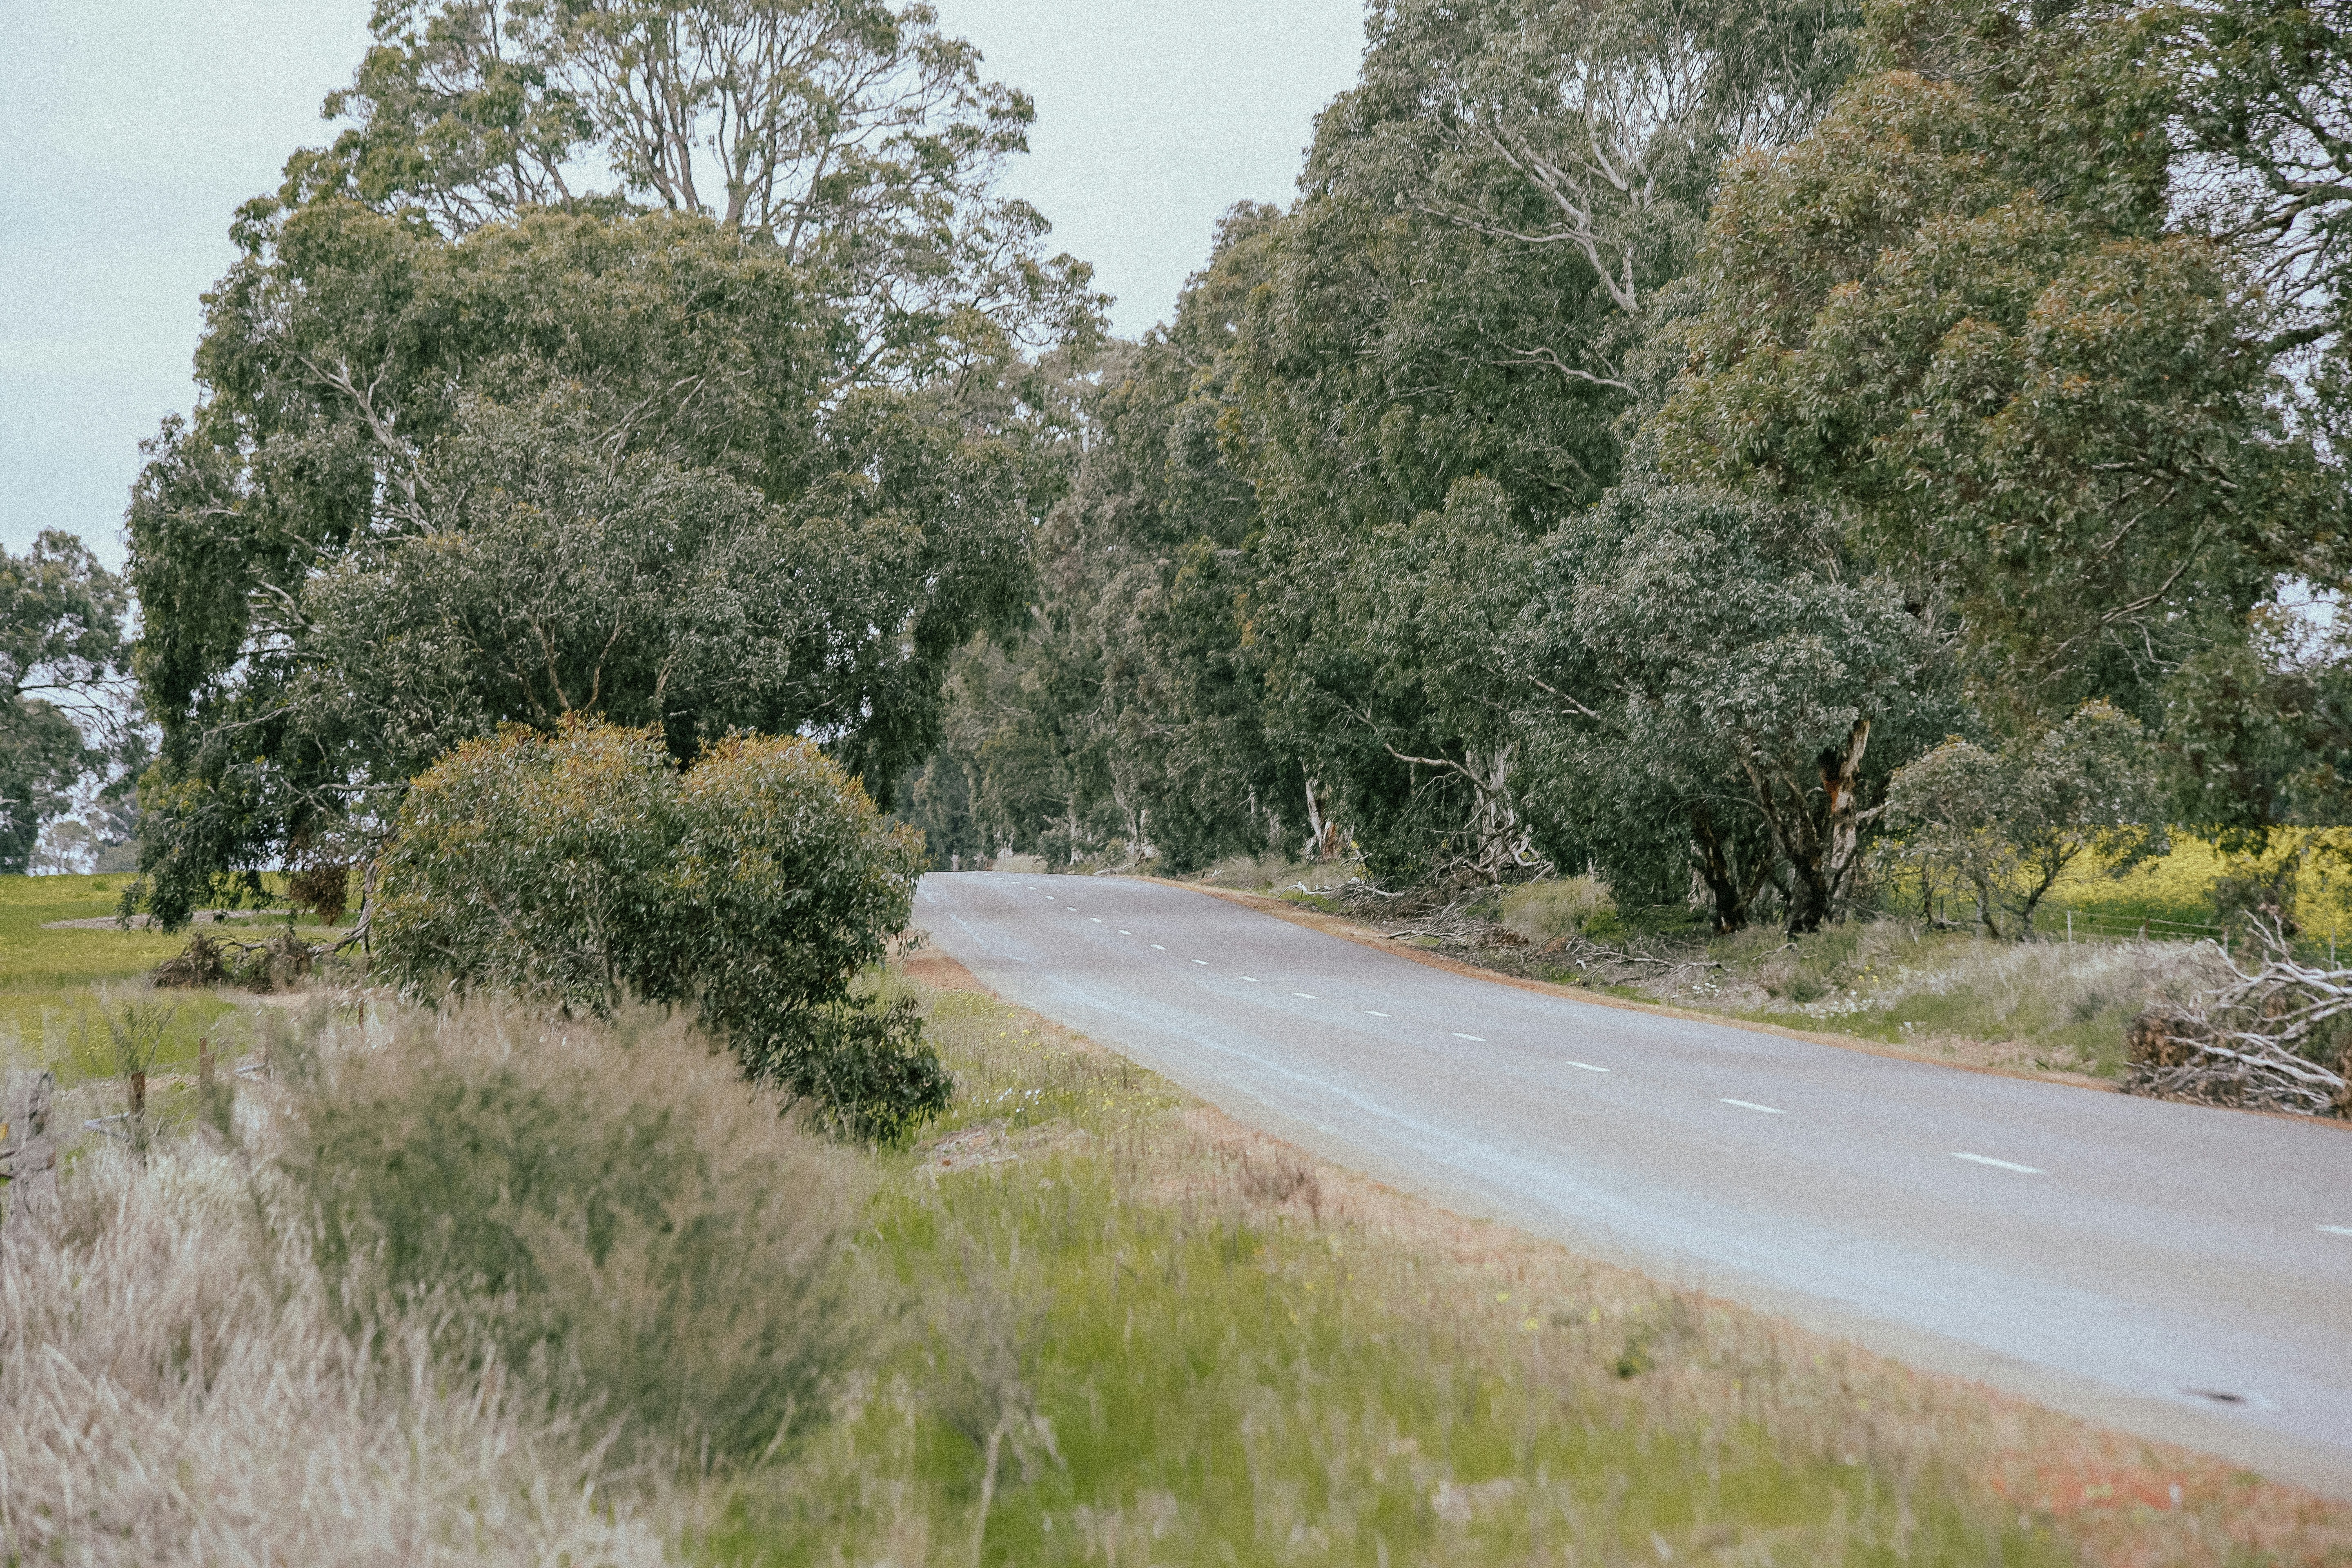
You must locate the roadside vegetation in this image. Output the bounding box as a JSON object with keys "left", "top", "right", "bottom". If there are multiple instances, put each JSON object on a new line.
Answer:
{"left": 8, "top": 926, "right": 2350, "bottom": 1564}
{"left": 1180, "top": 853, "right": 2235, "bottom": 1082}
{"left": 4, "top": 0, "right": 2350, "bottom": 1556}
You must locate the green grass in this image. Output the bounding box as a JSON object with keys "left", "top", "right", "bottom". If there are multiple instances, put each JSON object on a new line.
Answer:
{"left": 700, "top": 979, "right": 2089, "bottom": 1567}
{"left": 0, "top": 873, "right": 341, "bottom": 1082}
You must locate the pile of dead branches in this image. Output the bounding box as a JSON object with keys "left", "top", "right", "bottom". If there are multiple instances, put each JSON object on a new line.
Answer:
{"left": 2123, "top": 922, "right": 2352, "bottom": 1117}
{"left": 151, "top": 919, "right": 370, "bottom": 994}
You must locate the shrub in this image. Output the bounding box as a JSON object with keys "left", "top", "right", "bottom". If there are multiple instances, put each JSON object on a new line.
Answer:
{"left": 1, "top": 1046, "right": 677, "bottom": 1564}
{"left": 733, "top": 993, "right": 953, "bottom": 1142}
{"left": 374, "top": 721, "right": 681, "bottom": 1011}
{"left": 1499, "top": 876, "right": 1617, "bottom": 944}
{"left": 375, "top": 719, "right": 947, "bottom": 1135}
{"left": 283, "top": 999, "right": 869, "bottom": 1467}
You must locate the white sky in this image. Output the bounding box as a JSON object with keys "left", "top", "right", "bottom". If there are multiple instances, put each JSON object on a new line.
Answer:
{"left": 0, "top": 0, "right": 1367, "bottom": 568}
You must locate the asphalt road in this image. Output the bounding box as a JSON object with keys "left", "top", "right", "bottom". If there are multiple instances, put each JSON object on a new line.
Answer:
{"left": 915, "top": 871, "right": 2352, "bottom": 1497}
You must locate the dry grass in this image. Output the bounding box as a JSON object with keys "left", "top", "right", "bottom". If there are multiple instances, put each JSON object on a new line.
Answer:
{"left": 12, "top": 951, "right": 2350, "bottom": 1564}
{"left": 1682, "top": 924, "right": 2232, "bottom": 1076}
{"left": 1498, "top": 875, "right": 1619, "bottom": 944}
{"left": 2, "top": 1132, "right": 672, "bottom": 1564}
{"left": 0, "top": 990, "right": 872, "bottom": 1566}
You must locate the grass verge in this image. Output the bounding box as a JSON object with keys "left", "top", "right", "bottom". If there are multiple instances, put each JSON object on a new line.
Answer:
{"left": 11, "top": 954, "right": 2349, "bottom": 1563}
{"left": 0, "top": 873, "right": 349, "bottom": 1082}
{"left": 699, "top": 950, "right": 2352, "bottom": 1566}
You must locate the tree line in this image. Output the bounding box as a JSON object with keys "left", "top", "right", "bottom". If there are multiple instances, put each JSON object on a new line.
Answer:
{"left": 7, "top": 0, "right": 2348, "bottom": 945}
{"left": 897, "top": 0, "right": 2352, "bottom": 935}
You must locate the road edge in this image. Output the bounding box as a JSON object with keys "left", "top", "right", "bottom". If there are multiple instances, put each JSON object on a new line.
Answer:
{"left": 902, "top": 930, "right": 2352, "bottom": 1511}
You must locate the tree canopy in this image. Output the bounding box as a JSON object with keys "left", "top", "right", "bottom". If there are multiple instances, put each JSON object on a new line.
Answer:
{"left": 93, "top": 0, "right": 2352, "bottom": 941}
{"left": 899, "top": 0, "right": 2352, "bottom": 935}
{"left": 125, "top": 0, "right": 1094, "bottom": 927}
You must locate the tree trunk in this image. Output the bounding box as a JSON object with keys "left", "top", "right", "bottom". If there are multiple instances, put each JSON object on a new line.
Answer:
{"left": 1972, "top": 874, "right": 2002, "bottom": 938}
{"left": 1687, "top": 803, "right": 1748, "bottom": 934}
{"left": 1747, "top": 719, "right": 1872, "bottom": 936}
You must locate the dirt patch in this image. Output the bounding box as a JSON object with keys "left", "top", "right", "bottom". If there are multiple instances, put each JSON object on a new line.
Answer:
{"left": 901, "top": 946, "right": 992, "bottom": 993}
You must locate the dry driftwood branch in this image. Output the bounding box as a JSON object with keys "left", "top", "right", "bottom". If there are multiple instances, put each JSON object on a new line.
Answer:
{"left": 2123, "top": 920, "right": 2352, "bottom": 1116}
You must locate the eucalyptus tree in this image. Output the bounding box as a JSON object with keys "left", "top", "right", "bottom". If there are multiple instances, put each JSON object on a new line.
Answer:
{"left": 1657, "top": 0, "right": 2342, "bottom": 727}
{"left": 1880, "top": 701, "right": 2162, "bottom": 937}
{"left": 2160, "top": 0, "right": 2352, "bottom": 452}
{"left": 1, "top": 533, "right": 128, "bottom": 873}
{"left": 1352, "top": 0, "right": 1856, "bottom": 394}
{"left": 1516, "top": 486, "right": 1954, "bottom": 933}
{"left": 126, "top": 0, "right": 1097, "bottom": 927}
{"left": 288, "top": 0, "right": 1101, "bottom": 376}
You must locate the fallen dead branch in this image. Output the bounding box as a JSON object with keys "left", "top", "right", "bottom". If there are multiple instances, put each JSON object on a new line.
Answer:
{"left": 2122, "top": 921, "right": 2352, "bottom": 1117}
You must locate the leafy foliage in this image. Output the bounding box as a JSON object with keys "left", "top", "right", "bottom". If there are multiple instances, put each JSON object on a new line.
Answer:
{"left": 1, "top": 532, "right": 129, "bottom": 874}
{"left": 128, "top": 196, "right": 1044, "bottom": 924}
{"left": 905, "top": 0, "right": 2350, "bottom": 936}
{"left": 375, "top": 719, "right": 942, "bottom": 1136}
{"left": 1657, "top": 0, "right": 2339, "bottom": 719}
{"left": 1882, "top": 700, "right": 2163, "bottom": 935}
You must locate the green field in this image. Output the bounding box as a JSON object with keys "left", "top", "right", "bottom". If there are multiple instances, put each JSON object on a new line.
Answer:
{"left": 0, "top": 873, "right": 341, "bottom": 1082}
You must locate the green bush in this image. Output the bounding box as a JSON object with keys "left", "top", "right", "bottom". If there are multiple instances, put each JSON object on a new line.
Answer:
{"left": 734, "top": 993, "right": 953, "bottom": 1143}
{"left": 283, "top": 1000, "right": 869, "bottom": 1467}
{"left": 375, "top": 719, "right": 947, "bottom": 1136}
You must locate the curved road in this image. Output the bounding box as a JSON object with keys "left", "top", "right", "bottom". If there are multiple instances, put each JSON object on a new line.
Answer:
{"left": 915, "top": 872, "right": 2352, "bottom": 1497}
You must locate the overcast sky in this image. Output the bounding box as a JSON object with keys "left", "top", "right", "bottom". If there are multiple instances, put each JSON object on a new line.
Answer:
{"left": 0, "top": 1, "right": 1366, "bottom": 568}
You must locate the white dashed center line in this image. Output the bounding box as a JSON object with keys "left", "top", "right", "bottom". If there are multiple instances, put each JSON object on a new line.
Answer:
{"left": 1451, "top": 1032, "right": 1485, "bottom": 1042}
{"left": 1953, "top": 1152, "right": 2042, "bottom": 1174}
{"left": 1089, "top": 918, "right": 1102, "bottom": 923}
{"left": 1721, "top": 1098, "right": 1784, "bottom": 1114}
{"left": 1293, "top": 992, "right": 1317, "bottom": 1000}
{"left": 1150, "top": 944, "right": 1165, "bottom": 950}
{"left": 1118, "top": 929, "right": 1130, "bottom": 935}
{"left": 1363, "top": 1009, "right": 1389, "bottom": 1017}
{"left": 1566, "top": 1061, "right": 1610, "bottom": 1073}
{"left": 1191, "top": 959, "right": 1209, "bottom": 966}
{"left": 1239, "top": 977, "right": 1260, "bottom": 983}
{"left": 1066, "top": 905, "right": 1078, "bottom": 910}
{"left": 2321, "top": 1225, "right": 2352, "bottom": 1237}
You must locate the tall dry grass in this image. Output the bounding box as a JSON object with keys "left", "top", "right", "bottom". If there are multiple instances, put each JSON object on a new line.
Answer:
{"left": 1683, "top": 923, "right": 2232, "bottom": 1074}
{"left": 0, "top": 992, "right": 871, "bottom": 1565}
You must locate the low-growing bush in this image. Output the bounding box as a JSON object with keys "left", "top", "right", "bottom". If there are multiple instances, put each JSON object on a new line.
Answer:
{"left": 282, "top": 998, "right": 870, "bottom": 1468}
{"left": 375, "top": 719, "right": 948, "bottom": 1136}
{"left": 1498, "top": 875, "right": 1617, "bottom": 944}
{"left": 732, "top": 993, "right": 953, "bottom": 1142}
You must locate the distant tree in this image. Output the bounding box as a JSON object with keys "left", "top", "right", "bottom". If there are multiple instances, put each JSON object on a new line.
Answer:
{"left": 1, "top": 532, "right": 129, "bottom": 874}
{"left": 1881, "top": 701, "right": 2163, "bottom": 936}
